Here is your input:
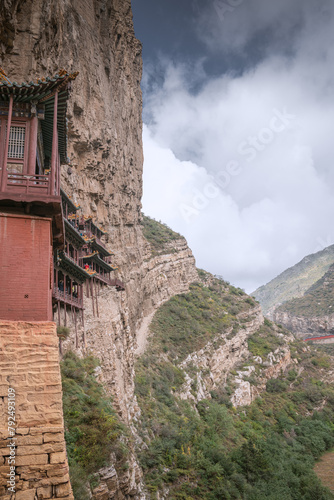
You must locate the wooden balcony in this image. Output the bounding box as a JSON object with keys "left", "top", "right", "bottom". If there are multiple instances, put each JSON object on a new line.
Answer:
{"left": 0, "top": 171, "right": 60, "bottom": 199}
{"left": 6, "top": 173, "right": 49, "bottom": 195}
{"left": 53, "top": 286, "right": 83, "bottom": 309}
{"left": 94, "top": 273, "right": 112, "bottom": 286}
{"left": 110, "top": 278, "right": 125, "bottom": 291}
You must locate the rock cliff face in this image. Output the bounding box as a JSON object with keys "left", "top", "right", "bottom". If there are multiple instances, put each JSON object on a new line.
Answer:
{"left": 173, "top": 304, "right": 295, "bottom": 408}
{"left": 273, "top": 310, "right": 334, "bottom": 339}
{"left": 273, "top": 264, "right": 334, "bottom": 339}
{"left": 177, "top": 305, "right": 264, "bottom": 403}
{"left": 0, "top": 3, "right": 198, "bottom": 497}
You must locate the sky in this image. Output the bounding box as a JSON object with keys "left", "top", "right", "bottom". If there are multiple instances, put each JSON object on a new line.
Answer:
{"left": 131, "top": 0, "right": 334, "bottom": 292}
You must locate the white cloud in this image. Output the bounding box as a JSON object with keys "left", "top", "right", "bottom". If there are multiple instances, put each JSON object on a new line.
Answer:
{"left": 141, "top": 1, "right": 334, "bottom": 292}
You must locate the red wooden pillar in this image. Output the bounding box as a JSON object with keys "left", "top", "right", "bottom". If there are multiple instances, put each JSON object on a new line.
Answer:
{"left": 56, "top": 153, "right": 60, "bottom": 195}
{"left": 1, "top": 95, "right": 13, "bottom": 191}
{"left": 91, "top": 279, "right": 95, "bottom": 316}
{"left": 28, "top": 116, "right": 38, "bottom": 175}
{"left": 58, "top": 301, "right": 61, "bottom": 325}
{"left": 95, "top": 279, "right": 99, "bottom": 317}
{"left": 75, "top": 312, "right": 78, "bottom": 349}
{"left": 50, "top": 90, "right": 58, "bottom": 195}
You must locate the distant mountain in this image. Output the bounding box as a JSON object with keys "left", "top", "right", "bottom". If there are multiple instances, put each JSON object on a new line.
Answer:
{"left": 276, "top": 263, "right": 334, "bottom": 319}
{"left": 273, "top": 264, "right": 334, "bottom": 338}
{"left": 252, "top": 245, "right": 334, "bottom": 318}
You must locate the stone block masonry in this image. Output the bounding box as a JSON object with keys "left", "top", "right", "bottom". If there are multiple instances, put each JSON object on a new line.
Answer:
{"left": 0, "top": 321, "right": 73, "bottom": 499}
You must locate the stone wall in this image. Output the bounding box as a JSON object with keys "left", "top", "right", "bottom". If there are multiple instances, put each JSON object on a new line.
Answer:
{"left": 0, "top": 321, "right": 73, "bottom": 499}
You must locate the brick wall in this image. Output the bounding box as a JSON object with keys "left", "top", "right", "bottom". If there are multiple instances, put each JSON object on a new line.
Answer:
{"left": 0, "top": 213, "right": 53, "bottom": 322}
{"left": 0, "top": 321, "right": 73, "bottom": 499}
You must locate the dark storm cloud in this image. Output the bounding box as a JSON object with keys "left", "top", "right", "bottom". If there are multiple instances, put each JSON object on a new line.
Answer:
{"left": 133, "top": 0, "right": 334, "bottom": 291}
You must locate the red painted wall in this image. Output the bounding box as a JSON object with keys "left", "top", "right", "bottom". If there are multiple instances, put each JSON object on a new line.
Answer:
{"left": 0, "top": 213, "right": 53, "bottom": 321}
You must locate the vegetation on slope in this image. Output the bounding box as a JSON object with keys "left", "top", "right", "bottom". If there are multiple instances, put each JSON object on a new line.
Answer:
{"left": 135, "top": 279, "right": 334, "bottom": 499}
{"left": 277, "top": 264, "right": 334, "bottom": 318}
{"left": 252, "top": 245, "right": 334, "bottom": 317}
{"left": 148, "top": 278, "right": 253, "bottom": 362}
{"left": 141, "top": 215, "right": 182, "bottom": 255}
{"left": 61, "top": 352, "right": 128, "bottom": 499}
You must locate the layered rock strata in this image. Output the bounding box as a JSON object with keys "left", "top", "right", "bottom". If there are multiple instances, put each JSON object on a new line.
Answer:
{"left": 177, "top": 306, "right": 264, "bottom": 402}
{"left": 273, "top": 310, "right": 334, "bottom": 339}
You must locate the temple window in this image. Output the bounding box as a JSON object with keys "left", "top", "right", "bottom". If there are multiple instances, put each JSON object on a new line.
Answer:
{"left": 8, "top": 125, "right": 26, "bottom": 159}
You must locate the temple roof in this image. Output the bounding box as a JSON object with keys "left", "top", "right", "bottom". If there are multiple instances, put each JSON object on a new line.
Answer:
{"left": 0, "top": 68, "right": 78, "bottom": 163}
{"left": 56, "top": 251, "right": 91, "bottom": 283}
{"left": 61, "top": 188, "right": 79, "bottom": 213}
{"left": 82, "top": 252, "right": 116, "bottom": 272}
{"left": 91, "top": 238, "right": 113, "bottom": 257}
{"left": 64, "top": 219, "right": 86, "bottom": 248}
{"left": 90, "top": 220, "right": 106, "bottom": 235}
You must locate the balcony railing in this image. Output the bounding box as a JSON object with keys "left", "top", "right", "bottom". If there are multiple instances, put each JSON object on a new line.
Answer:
{"left": 110, "top": 278, "right": 125, "bottom": 291}
{"left": 94, "top": 273, "right": 112, "bottom": 286}
{"left": 6, "top": 173, "right": 50, "bottom": 195}
{"left": 53, "top": 287, "right": 83, "bottom": 308}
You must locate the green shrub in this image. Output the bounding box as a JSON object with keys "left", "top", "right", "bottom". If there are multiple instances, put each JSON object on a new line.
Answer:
{"left": 266, "top": 378, "right": 288, "bottom": 393}
{"left": 57, "top": 326, "right": 70, "bottom": 338}
{"left": 248, "top": 326, "right": 285, "bottom": 358}
{"left": 141, "top": 215, "right": 181, "bottom": 254}
{"left": 61, "top": 352, "right": 128, "bottom": 498}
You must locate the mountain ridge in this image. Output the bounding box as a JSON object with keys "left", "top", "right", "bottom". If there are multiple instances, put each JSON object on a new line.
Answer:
{"left": 252, "top": 245, "right": 334, "bottom": 318}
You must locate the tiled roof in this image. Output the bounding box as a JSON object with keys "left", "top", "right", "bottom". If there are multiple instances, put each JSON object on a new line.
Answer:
{"left": 0, "top": 69, "right": 78, "bottom": 163}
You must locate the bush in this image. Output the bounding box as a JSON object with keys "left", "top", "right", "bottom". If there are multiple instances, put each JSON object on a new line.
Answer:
{"left": 141, "top": 215, "right": 181, "bottom": 254}
{"left": 57, "top": 326, "right": 70, "bottom": 339}
{"left": 61, "top": 352, "right": 128, "bottom": 498}
{"left": 266, "top": 378, "right": 288, "bottom": 393}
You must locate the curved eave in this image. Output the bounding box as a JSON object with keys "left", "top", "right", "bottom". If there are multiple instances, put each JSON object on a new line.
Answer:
{"left": 91, "top": 239, "right": 112, "bottom": 257}
{"left": 82, "top": 252, "right": 115, "bottom": 272}
{"left": 61, "top": 188, "right": 79, "bottom": 213}
{"left": 56, "top": 252, "right": 91, "bottom": 283}
{"left": 0, "top": 72, "right": 78, "bottom": 164}
{"left": 64, "top": 219, "right": 86, "bottom": 248}
{"left": 90, "top": 220, "right": 106, "bottom": 235}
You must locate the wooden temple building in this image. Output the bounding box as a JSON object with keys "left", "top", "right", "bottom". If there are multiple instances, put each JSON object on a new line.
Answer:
{"left": 0, "top": 68, "right": 124, "bottom": 335}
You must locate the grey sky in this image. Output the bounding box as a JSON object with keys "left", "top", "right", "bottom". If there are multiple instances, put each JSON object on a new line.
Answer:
{"left": 132, "top": 0, "right": 334, "bottom": 292}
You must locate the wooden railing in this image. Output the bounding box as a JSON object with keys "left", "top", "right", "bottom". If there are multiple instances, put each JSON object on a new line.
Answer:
{"left": 53, "top": 287, "right": 83, "bottom": 308}
{"left": 6, "top": 173, "right": 50, "bottom": 195}
{"left": 110, "top": 278, "right": 125, "bottom": 291}
{"left": 95, "top": 273, "right": 112, "bottom": 286}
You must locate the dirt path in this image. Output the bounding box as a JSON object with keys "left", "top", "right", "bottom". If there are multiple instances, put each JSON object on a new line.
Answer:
{"left": 135, "top": 312, "right": 155, "bottom": 356}
{"left": 314, "top": 450, "right": 334, "bottom": 492}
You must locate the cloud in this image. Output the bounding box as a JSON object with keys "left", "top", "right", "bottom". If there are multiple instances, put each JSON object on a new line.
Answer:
{"left": 196, "top": 0, "right": 332, "bottom": 59}
{"left": 141, "top": 1, "right": 334, "bottom": 292}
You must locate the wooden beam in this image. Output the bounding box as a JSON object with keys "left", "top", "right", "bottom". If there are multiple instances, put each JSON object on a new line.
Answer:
{"left": 91, "top": 279, "right": 95, "bottom": 316}
{"left": 95, "top": 279, "right": 99, "bottom": 317}
{"left": 75, "top": 311, "right": 78, "bottom": 349}
{"left": 1, "top": 95, "right": 13, "bottom": 192}
{"left": 28, "top": 116, "right": 38, "bottom": 175}
{"left": 50, "top": 90, "right": 58, "bottom": 195}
